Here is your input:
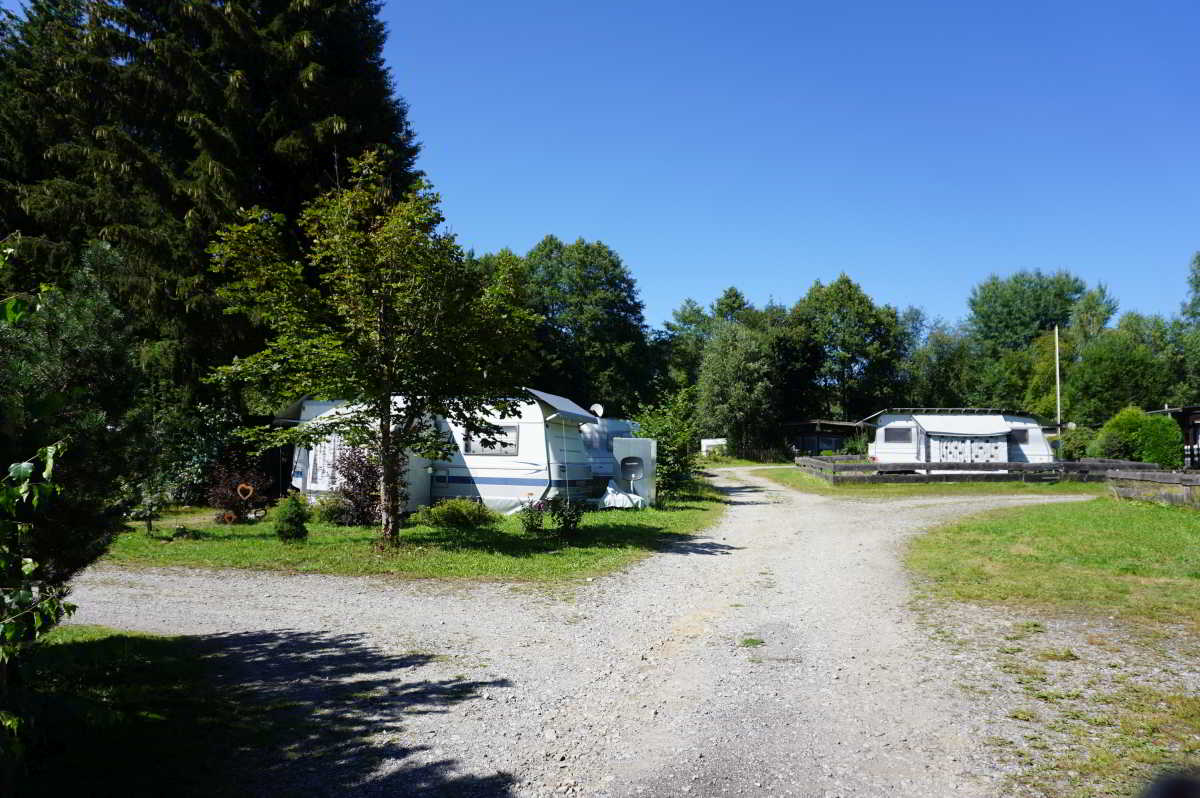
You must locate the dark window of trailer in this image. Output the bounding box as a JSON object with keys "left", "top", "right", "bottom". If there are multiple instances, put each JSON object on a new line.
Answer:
{"left": 884, "top": 427, "right": 912, "bottom": 444}
{"left": 464, "top": 425, "right": 519, "bottom": 455}
{"left": 1009, "top": 429, "right": 1028, "bottom": 445}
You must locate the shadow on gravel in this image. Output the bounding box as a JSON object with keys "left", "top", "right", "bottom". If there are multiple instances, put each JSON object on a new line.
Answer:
{"left": 195, "top": 629, "right": 517, "bottom": 797}
{"left": 17, "top": 627, "right": 515, "bottom": 797}
{"left": 715, "top": 484, "right": 774, "bottom": 506}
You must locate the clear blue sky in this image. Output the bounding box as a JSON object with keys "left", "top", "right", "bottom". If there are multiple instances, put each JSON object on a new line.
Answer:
{"left": 6, "top": 0, "right": 1198, "bottom": 329}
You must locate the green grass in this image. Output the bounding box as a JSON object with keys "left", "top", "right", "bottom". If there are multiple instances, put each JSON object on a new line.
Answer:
{"left": 907, "top": 497, "right": 1200, "bottom": 796}
{"left": 906, "top": 497, "right": 1200, "bottom": 627}
{"left": 757, "top": 467, "right": 1107, "bottom": 498}
{"left": 738, "top": 637, "right": 765, "bottom": 648}
{"left": 696, "top": 455, "right": 790, "bottom": 467}
{"left": 108, "top": 482, "right": 727, "bottom": 580}
{"left": 10, "top": 624, "right": 516, "bottom": 795}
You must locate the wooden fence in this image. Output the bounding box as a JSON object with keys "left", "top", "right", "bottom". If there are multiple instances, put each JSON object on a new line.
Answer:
{"left": 1108, "top": 470, "right": 1200, "bottom": 509}
{"left": 794, "top": 456, "right": 1160, "bottom": 485}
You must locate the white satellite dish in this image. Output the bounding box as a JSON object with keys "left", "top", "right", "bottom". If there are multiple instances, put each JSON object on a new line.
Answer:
{"left": 589, "top": 403, "right": 605, "bottom": 418}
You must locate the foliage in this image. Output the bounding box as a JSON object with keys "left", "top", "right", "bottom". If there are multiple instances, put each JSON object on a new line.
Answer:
{"left": 793, "top": 274, "right": 904, "bottom": 420}
{"left": 312, "top": 494, "right": 352, "bottom": 526}
{"left": 479, "top": 236, "right": 654, "bottom": 417}
{"left": 270, "top": 495, "right": 310, "bottom": 543}
{"left": 544, "top": 496, "right": 584, "bottom": 535}
{"left": 842, "top": 433, "right": 869, "bottom": 456}
{"left": 1066, "top": 330, "right": 1170, "bottom": 427}
{"left": 206, "top": 462, "right": 271, "bottom": 524}
{"left": 1054, "top": 427, "right": 1095, "bottom": 461}
{"left": 1, "top": 0, "right": 419, "bottom": 402}
{"left": 634, "top": 386, "right": 699, "bottom": 498}
{"left": 409, "top": 499, "right": 500, "bottom": 530}
{"left": 1137, "top": 414, "right": 1184, "bottom": 469}
{"left": 333, "top": 447, "right": 383, "bottom": 527}
{"left": 1085, "top": 406, "right": 1180, "bottom": 467}
{"left": 209, "top": 151, "right": 537, "bottom": 546}
{"left": 903, "top": 322, "right": 972, "bottom": 408}
{"left": 965, "top": 269, "right": 1086, "bottom": 355}
{"left": 517, "top": 499, "right": 547, "bottom": 536}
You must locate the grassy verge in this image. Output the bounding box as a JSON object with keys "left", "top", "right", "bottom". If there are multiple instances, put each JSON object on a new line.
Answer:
{"left": 907, "top": 498, "right": 1200, "bottom": 796}
{"left": 696, "top": 455, "right": 791, "bottom": 468}
{"left": 106, "top": 481, "right": 727, "bottom": 580}
{"left": 10, "top": 624, "right": 512, "bottom": 796}
{"left": 757, "top": 467, "right": 1107, "bottom": 498}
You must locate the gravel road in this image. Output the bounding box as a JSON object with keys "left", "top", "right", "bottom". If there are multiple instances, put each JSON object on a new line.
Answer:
{"left": 70, "top": 468, "right": 1089, "bottom": 797}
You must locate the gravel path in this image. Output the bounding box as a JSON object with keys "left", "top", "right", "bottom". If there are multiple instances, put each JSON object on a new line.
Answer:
{"left": 70, "top": 468, "right": 1089, "bottom": 797}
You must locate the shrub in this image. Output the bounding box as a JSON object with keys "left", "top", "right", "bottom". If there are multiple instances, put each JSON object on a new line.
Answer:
{"left": 1138, "top": 414, "right": 1183, "bottom": 469}
{"left": 633, "top": 386, "right": 698, "bottom": 500}
{"left": 410, "top": 498, "right": 500, "bottom": 529}
{"left": 842, "top": 433, "right": 869, "bottom": 456}
{"left": 207, "top": 461, "right": 271, "bottom": 523}
{"left": 271, "top": 494, "right": 310, "bottom": 542}
{"left": 332, "top": 447, "right": 383, "bottom": 526}
{"left": 518, "top": 498, "right": 546, "bottom": 535}
{"left": 312, "top": 493, "right": 352, "bottom": 525}
{"left": 1088, "top": 407, "right": 1146, "bottom": 461}
{"left": 544, "top": 495, "right": 584, "bottom": 535}
{"left": 1055, "top": 426, "right": 1095, "bottom": 461}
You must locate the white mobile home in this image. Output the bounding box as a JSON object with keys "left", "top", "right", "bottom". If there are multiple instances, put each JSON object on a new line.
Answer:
{"left": 284, "top": 389, "right": 596, "bottom": 515}
{"left": 430, "top": 389, "right": 596, "bottom": 513}
{"left": 864, "top": 408, "right": 1053, "bottom": 465}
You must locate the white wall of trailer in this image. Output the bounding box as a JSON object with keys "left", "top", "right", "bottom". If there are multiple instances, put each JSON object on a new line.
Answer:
{"left": 581, "top": 418, "right": 639, "bottom": 482}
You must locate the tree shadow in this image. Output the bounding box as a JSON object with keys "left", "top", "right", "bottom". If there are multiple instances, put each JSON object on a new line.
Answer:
{"left": 18, "top": 627, "right": 516, "bottom": 797}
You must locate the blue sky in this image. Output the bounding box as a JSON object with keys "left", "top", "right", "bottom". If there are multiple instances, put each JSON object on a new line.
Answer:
{"left": 6, "top": 0, "right": 1198, "bottom": 329}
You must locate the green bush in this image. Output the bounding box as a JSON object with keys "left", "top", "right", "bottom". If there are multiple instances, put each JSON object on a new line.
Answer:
{"left": 518, "top": 499, "right": 546, "bottom": 535}
{"left": 1138, "top": 414, "right": 1183, "bottom": 469}
{"left": 1086, "top": 406, "right": 1183, "bottom": 468}
{"left": 1055, "top": 426, "right": 1096, "bottom": 461}
{"left": 312, "top": 493, "right": 352, "bottom": 525}
{"left": 633, "top": 386, "right": 698, "bottom": 499}
{"left": 271, "top": 494, "right": 310, "bottom": 542}
{"left": 410, "top": 498, "right": 500, "bottom": 529}
{"left": 842, "top": 433, "right": 869, "bottom": 456}
{"left": 1088, "top": 407, "right": 1146, "bottom": 461}
{"left": 544, "top": 495, "right": 584, "bottom": 535}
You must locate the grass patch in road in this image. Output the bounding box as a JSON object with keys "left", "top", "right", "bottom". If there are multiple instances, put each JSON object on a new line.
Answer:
{"left": 755, "top": 467, "right": 1106, "bottom": 498}
{"left": 738, "top": 637, "right": 765, "bottom": 648}
{"left": 107, "top": 481, "right": 727, "bottom": 580}
{"left": 906, "top": 498, "right": 1200, "bottom": 627}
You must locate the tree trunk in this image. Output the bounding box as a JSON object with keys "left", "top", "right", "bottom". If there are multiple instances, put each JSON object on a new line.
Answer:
{"left": 379, "top": 407, "right": 402, "bottom": 547}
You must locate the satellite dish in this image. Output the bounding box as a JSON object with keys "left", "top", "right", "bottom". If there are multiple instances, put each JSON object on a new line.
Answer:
{"left": 590, "top": 403, "right": 605, "bottom": 418}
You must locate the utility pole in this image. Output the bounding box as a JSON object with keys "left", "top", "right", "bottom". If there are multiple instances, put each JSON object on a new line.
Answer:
{"left": 1054, "top": 324, "right": 1062, "bottom": 432}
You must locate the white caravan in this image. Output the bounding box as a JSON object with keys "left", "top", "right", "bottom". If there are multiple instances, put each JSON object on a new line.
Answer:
{"left": 284, "top": 389, "right": 597, "bottom": 515}
{"left": 430, "top": 389, "right": 596, "bottom": 513}
{"left": 865, "top": 408, "right": 1053, "bottom": 465}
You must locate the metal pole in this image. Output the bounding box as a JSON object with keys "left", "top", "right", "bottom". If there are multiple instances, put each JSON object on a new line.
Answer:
{"left": 1054, "top": 325, "right": 1062, "bottom": 431}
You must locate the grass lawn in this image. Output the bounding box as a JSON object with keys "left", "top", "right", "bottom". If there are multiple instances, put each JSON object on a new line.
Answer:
{"left": 906, "top": 497, "right": 1200, "bottom": 796}
{"left": 756, "top": 467, "right": 1107, "bottom": 498}
{"left": 907, "top": 497, "right": 1200, "bottom": 626}
{"left": 696, "top": 455, "right": 793, "bottom": 468}
{"left": 106, "top": 482, "right": 727, "bottom": 580}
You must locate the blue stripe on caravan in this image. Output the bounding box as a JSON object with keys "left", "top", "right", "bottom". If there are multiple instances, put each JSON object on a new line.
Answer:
{"left": 433, "top": 476, "right": 590, "bottom": 488}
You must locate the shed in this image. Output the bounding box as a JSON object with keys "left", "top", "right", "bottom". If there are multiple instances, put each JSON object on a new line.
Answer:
{"left": 784, "top": 420, "right": 872, "bottom": 455}
{"left": 863, "top": 408, "right": 1053, "bottom": 465}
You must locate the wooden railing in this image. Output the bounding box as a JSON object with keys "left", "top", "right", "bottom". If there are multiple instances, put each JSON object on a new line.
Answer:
{"left": 794, "top": 456, "right": 1160, "bottom": 484}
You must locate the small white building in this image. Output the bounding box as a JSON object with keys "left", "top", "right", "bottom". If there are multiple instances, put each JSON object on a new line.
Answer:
{"left": 864, "top": 408, "right": 1053, "bottom": 465}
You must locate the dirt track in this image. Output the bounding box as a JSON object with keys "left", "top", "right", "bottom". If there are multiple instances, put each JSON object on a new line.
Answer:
{"left": 71, "top": 468, "right": 1089, "bottom": 797}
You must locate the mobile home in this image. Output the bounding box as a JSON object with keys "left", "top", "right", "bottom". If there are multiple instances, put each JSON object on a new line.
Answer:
{"left": 430, "top": 389, "right": 596, "bottom": 513}
{"left": 864, "top": 408, "right": 1053, "bottom": 465}
{"left": 285, "top": 389, "right": 597, "bottom": 515}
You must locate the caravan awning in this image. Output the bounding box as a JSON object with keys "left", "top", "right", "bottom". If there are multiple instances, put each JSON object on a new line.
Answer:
{"left": 912, "top": 414, "right": 1010, "bottom": 437}
{"left": 527, "top": 389, "right": 597, "bottom": 425}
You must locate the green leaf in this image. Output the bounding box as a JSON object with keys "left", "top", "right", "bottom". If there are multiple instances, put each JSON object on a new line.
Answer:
{"left": 7, "top": 462, "right": 33, "bottom": 484}
{"left": 2, "top": 297, "right": 28, "bottom": 326}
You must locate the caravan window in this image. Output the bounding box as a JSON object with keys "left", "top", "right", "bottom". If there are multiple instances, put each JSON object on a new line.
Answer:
{"left": 884, "top": 427, "right": 912, "bottom": 444}
{"left": 1009, "top": 429, "right": 1029, "bottom": 444}
{"left": 464, "top": 425, "right": 519, "bottom": 456}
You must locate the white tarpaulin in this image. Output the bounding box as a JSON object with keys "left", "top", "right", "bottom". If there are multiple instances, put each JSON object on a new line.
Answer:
{"left": 599, "top": 480, "right": 647, "bottom": 509}
{"left": 912, "top": 414, "right": 1011, "bottom": 437}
